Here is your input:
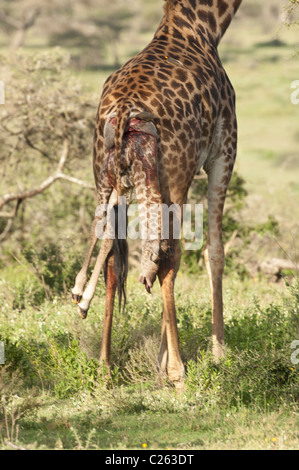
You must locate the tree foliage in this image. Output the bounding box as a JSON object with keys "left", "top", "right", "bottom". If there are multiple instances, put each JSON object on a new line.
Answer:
{"left": 285, "top": 0, "right": 299, "bottom": 25}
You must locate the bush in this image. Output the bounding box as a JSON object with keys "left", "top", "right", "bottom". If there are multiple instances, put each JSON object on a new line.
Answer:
{"left": 185, "top": 282, "right": 299, "bottom": 409}
{"left": 181, "top": 171, "right": 280, "bottom": 279}
{"left": 0, "top": 366, "right": 40, "bottom": 444}
{"left": 186, "top": 347, "right": 298, "bottom": 409}
{"left": 22, "top": 241, "right": 83, "bottom": 301}
{"left": 7, "top": 334, "right": 99, "bottom": 398}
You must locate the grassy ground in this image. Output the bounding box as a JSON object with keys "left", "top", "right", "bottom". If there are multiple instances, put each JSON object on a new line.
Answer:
{"left": 1, "top": 15, "right": 299, "bottom": 451}
{"left": 0, "top": 265, "right": 298, "bottom": 450}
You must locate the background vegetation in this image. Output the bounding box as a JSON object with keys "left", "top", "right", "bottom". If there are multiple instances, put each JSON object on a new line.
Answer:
{"left": 0, "top": 0, "right": 298, "bottom": 450}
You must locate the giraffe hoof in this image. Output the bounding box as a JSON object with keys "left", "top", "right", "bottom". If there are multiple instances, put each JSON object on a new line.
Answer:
{"left": 78, "top": 305, "right": 88, "bottom": 319}
{"left": 72, "top": 293, "right": 82, "bottom": 304}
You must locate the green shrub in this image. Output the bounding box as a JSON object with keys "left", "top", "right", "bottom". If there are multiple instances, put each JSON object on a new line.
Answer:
{"left": 186, "top": 348, "right": 298, "bottom": 409}
{"left": 19, "top": 334, "right": 99, "bottom": 398}
{"left": 181, "top": 171, "right": 280, "bottom": 279}
{"left": 185, "top": 284, "right": 299, "bottom": 409}
{"left": 18, "top": 242, "right": 84, "bottom": 304}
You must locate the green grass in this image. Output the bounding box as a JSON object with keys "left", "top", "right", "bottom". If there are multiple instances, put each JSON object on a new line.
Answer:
{"left": 0, "top": 265, "right": 298, "bottom": 450}
{"left": 16, "top": 399, "right": 299, "bottom": 450}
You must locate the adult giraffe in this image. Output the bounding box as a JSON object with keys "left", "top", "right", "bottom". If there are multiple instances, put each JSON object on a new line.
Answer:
{"left": 72, "top": 0, "right": 242, "bottom": 388}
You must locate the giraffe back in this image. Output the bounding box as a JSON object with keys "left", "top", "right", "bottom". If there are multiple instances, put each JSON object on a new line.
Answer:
{"left": 93, "top": 1, "right": 238, "bottom": 205}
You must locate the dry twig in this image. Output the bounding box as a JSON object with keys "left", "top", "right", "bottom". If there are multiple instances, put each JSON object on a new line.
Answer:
{"left": 0, "top": 139, "right": 95, "bottom": 222}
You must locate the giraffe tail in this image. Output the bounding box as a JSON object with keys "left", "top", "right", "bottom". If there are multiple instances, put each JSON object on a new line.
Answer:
{"left": 112, "top": 101, "right": 133, "bottom": 198}
{"left": 103, "top": 102, "right": 132, "bottom": 312}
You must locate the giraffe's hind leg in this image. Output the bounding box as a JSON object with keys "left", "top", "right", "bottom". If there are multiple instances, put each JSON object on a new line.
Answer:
{"left": 204, "top": 149, "right": 236, "bottom": 361}
{"left": 158, "top": 240, "right": 184, "bottom": 388}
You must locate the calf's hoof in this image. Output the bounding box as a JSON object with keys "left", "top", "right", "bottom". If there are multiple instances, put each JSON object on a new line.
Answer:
{"left": 78, "top": 305, "right": 88, "bottom": 319}
{"left": 72, "top": 293, "right": 82, "bottom": 304}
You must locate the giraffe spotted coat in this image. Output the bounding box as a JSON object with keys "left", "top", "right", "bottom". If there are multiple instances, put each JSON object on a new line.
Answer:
{"left": 94, "top": 0, "right": 240, "bottom": 206}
